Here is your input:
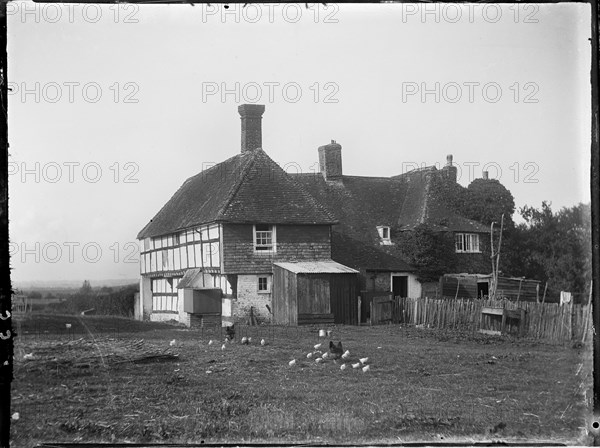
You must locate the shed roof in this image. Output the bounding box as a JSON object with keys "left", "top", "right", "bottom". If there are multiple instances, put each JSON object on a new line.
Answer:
{"left": 177, "top": 268, "right": 203, "bottom": 289}
{"left": 177, "top": 268, "right": 221, "bottom": 289}
{"left": 274, "top": 260, "right": 359, "bottom": 274}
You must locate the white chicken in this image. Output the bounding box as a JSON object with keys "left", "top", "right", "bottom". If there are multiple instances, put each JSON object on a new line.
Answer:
{"left": 221, "top": 344, "right": 226, "bottom": 350}
{"left": 241, "top": 337, "right": 248, "bottom": 345}
{"left": 359, "top": 357, "right": 369, "bottom": 365}
{"left": 315, "top": 358, "right": 323, "bottom": 363}
{"left": 322, "top": 352, "right": 329, "bottom": 360}
{"left": 340, "top": 364, "right": 347, "bottom": 370}
{"left": 260, "top": 339, "right": 266, "bottom": 346}
{"left": 352, "top": 362, "right": 361, "bottom": 369}
{"left": 307, "top": 353, "right": 313, "bottom": 359}
{"left": 65, "top": 323, "right": 72, "bottom": 329}
{"left": 314, "top": 343, "right": 322, "bottom": 350}
{"left": 362, "top": 365, "right": 371, "bottom": 373}
{"left": 341, "top": 352, "right": 350, "bottom": 360}
{"left": 248, "top": 337, "right": 252, "bottom": 344}
{"left": 289, "top": 359, "right": 297, "bottom": 366}
{"left": 169, "top": 339, "right": 177, "bottom": 347}
{"left": 23, "top": 353, "right": 33, "bottom": 360}
{"left": 208, "top": 340, "right": 214, "bottom": 345}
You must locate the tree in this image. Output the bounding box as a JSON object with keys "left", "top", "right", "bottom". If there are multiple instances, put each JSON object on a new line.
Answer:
{"left": 79, "top": 280, "right": 92, "bottom": 295}
{"left": 463, "top": 178, "right": 515, "bottom": 228}
{"left": 503, "top": 202, "right": 591, "bottom": 301}
{"left": 397, "top": 224, "right": 457, "bottom": 283}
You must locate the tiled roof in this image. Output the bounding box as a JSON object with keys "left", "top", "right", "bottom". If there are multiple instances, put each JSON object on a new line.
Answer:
{"left": 331, "top": 231, "right": 414, "bottom": 272}
{"left": 394, "top": 167, "right": 489, "bottom": 233}
{"left": 292, "top": 168, "right": 489, "bottom": 271}
{"left": 137, "top": 149, "right": 337, "bottom": 239}
{"left": 292, "top": 173, "right": 414, "bottom": 271}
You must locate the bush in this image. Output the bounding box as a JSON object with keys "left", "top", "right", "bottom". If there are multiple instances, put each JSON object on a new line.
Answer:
{"left": 46, "top": 284, "right": 138, "bottom": 317}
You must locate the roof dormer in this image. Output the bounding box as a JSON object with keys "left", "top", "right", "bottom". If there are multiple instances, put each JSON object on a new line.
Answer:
{"left": 377, "top": 226, "right": 392, "bottom": 245}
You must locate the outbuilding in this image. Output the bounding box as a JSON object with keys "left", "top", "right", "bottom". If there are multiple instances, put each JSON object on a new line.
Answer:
{"left": 272, "top": 261, "right": 359, "bottom": 325}
{"left": 440, "top": 273, "right": 541, "bottom": 301}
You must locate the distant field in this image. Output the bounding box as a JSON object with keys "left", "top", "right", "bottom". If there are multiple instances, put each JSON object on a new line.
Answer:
{"left": 10, "top": 314, "right": 593, "bottom": 446}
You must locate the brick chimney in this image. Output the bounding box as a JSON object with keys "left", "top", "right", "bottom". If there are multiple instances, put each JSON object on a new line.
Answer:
{"left": 442, "top": 154, "right": 457, "bottom": 183}
{"left": 238, "top": 104, "right": 265, "bottom": 152}
{"left": 318, "top": 140, "right": 343, "bottom": 181}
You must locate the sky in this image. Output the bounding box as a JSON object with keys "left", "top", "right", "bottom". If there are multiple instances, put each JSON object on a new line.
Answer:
{"left": 6, "top": 2, "right": 592, "bottom": 284}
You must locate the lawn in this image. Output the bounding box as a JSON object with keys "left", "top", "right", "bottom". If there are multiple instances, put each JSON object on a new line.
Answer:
{"left": 10, "top": 313, "right": 593, "bottom": 446}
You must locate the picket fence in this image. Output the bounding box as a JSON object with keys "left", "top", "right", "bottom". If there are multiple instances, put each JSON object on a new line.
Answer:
{"left": 370, "top": 295, "right": 592, "bottom": 344}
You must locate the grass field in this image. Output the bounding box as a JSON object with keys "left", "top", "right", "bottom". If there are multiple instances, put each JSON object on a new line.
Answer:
{"left": 10, "top": 314, "right": 593, "bottom": 446}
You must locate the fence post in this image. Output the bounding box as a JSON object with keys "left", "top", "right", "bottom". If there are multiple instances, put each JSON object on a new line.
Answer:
{"left": 358, "top": 296, "right": 361, "bottom": 326}
{"left": 369, "top": 301, "right": 373, "bottom": 326}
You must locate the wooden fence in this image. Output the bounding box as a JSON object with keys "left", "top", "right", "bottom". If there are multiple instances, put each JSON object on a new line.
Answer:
{"left": 371, "top": 295, "right": 592, "bottom": 344}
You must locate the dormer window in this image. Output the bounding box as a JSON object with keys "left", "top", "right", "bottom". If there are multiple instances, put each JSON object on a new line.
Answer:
{"left": 377, "top": 226, "right": 392, "bottom": 245}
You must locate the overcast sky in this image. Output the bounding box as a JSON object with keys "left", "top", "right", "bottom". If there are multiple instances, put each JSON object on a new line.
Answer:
{"left": 7, "top": 3, "right": 591, "bottom": 284}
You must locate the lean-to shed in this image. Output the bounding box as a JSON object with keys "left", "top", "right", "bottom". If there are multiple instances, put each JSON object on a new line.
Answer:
{"left": 272, "top": 261, "right": 359, "bottom": 325}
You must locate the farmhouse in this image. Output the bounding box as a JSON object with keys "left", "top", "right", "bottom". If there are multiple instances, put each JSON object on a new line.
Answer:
{"left": 136, "top": 104, "right": 493, "bottom": 326}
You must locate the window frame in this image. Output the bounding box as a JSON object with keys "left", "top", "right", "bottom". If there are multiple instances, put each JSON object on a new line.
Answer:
{"left": 377, "top": 225, "right": 392, "bottom": 245}
{"left": 455, "top": 233, "right": 481, "bottom": 253}
{"left": 258, "top": 276, "right": 271, "bottom": 293}
{"left": 253, "top": 224, "right": 277, "bottom": 254}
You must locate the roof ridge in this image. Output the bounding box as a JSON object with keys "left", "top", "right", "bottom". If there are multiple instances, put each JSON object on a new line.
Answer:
{"left": 286, "top": 171, "right": 338, "bottom": 223}
{"left": 137, "top": 153, "right": 244, "bottom": 239}
{"left": 215, "top": 152, "right": 256, "bottom": 220}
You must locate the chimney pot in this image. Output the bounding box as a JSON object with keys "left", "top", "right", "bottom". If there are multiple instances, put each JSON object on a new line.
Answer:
{"left": 318, "top": 140, "right": 343, "bottom": 181}
{"left": 238, "top": 104, "right": 265, "bottom": 153}
{"left": 482, "top": 171, "right": 489, "bottom": 180}
{"left": 446, "top": 154, "right": 453, "bottom": 166}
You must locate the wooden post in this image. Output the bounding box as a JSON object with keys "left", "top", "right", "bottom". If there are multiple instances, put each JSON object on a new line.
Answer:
{"left": 369, "top": 301, "right": 373, "bottom": 326}
{"left": 581, "top": 280, "right": 593, "bottom": 344}
{"left": 541, "top": 283, "right": 548, "bottom": 304}
{"left": 358, "top": 296, "right": 361, "bottom": 326}
{"left": 519, "top": 309, "right": 526, "bottom": 337}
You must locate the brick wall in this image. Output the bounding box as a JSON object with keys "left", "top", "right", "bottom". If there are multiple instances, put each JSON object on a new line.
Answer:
{"left": 222, "top": 224, "right": 331, "bottom": 274}
{"left": 233, "top": 274, "right": 272, "bottom": 324}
